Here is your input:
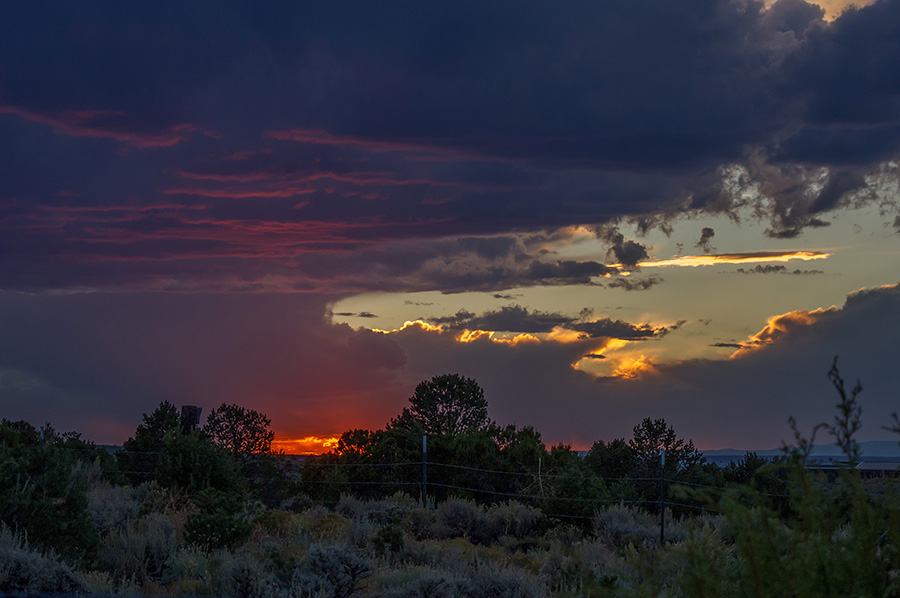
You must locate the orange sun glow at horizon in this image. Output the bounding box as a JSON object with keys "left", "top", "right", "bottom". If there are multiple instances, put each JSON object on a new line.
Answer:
{"left": 272, "top": 435, "right": 340, "bottom": 455}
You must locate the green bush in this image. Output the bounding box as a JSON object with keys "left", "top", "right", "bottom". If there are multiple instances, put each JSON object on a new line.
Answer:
{"left": 372, "top": 520, "right": 405, "bottom": 559}
{"left": 0, "top": 420, "right": 99, "bottom": 560}
{"left": 677, "top": 359, "right": 900, "bottom": 597}
{"left": 184, "top": 488, "right": 253, "bottom": 551}
{"left": 155, "top": 429, "right": 248, "bottom": 495}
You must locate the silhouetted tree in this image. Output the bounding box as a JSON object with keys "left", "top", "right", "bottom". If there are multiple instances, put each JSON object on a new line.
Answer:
{"left": 155, "top": 428, "right": 247, "bottom": 495}
{"left": 629, "top": 417, "right": 704, "bottom": 477}
{"left": 204, "top": 403, "right": 275, "bottom": 455}
{"left": 390, "top": 374, "right": 492, "bottom": 436}
{"left": 626, "top": 418, "right": 707, "bottom": 511}
{"left": 587, "top": 438, "right": 637, "bottom": 479}
{"left": 542, "top": 443, "right": 608, "bottom": 524}
{"left": 117, "top": 400, "right": 181, "bottom": 484}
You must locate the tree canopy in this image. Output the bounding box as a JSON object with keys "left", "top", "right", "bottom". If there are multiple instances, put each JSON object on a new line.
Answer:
{"left": 391, "top": 374, "right": 492, "bottom": 436}
{"left": 204, "top": 403, "right": 275, "bottom": 455}
{"left": 117, "top": 400, "right": 182, "bottom": 484}
{"left": 629, "top": 417, "right": 705, "bottom": 475}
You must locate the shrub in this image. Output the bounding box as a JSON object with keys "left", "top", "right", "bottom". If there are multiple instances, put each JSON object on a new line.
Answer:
{"left": 401, "top": 505, "right": 435, "bottom": 541}
{"left": 336, "top": 493, "right": 420, "bottom": 525}
{"left": 371, "top": 520, "right": 405, "bottom": 559}
{"left": 682, "top": 359, "right": 900, "bottom": 596}
{"left": 154, "top": 429, "right": 248, "bottom": 495}
{"left": 343, "top": 516, "right": 378, "bottom": 549}
{"left": 335, "top": 495, "right": 364, "bottom": 520}
{"left": 253, "top": 509, "right": 297, "bottom": 538}
{"left": 376, "top": 562, "right": 545, "bottom": 598}
{"left": 99, "top": 512, "right": 177, "bottom": 583}
{"left": 454, "top": 562, "right": 546, "bottom": 598}
{"left": 184, "top": 488, "right": 253, "bottom": 551}
{"left": 0, "top": 420, "right": 99, "bottom": 560}
{"left": 218, "top": 549, "right": 277, "bottom": 598}
{"left": 432, "top": 497, "right": 494, "bottom": 543}
{"left": 0, "top": 526, "right": 86, "bottom": 594}
{"left": 543, "top": 460, "right": 608, "bottom": 524}
{"left": 592, "top": 504, "right": 660, "bottom": 546}
{"left": 376, "top": 566, "right": 458, "bottom": 598}
{"left": 88, "top": 483, "right": 142, "bottom": 535}
{"left": 487, "top": 501, "right": 541, "bottom": 539}
{"left": 300, "top": 510, "right": 350, "bottom": 542}
{"left": 292, "top": 543, "right": 371, "bottom": 598}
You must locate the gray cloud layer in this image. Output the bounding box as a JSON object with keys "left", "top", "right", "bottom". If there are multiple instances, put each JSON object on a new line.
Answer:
{"left": 0, "top": 0, "right": 897, "bottom": 293}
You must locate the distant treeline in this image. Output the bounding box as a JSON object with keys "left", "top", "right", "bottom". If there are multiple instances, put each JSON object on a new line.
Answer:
{"left": 2, "top": 363, "right": 900, "bottom": 596}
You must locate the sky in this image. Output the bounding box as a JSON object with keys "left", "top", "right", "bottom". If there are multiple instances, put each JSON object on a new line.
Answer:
{"left": 1, "top": 0, "right": 899, "bottom": 453}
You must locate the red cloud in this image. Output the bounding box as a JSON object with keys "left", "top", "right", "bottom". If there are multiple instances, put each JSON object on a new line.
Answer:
{"left": 262, "top": 127, "right": 483, "bottom": 162}
{"left": 0, "top": 104, "right": 215, "bottom": 148}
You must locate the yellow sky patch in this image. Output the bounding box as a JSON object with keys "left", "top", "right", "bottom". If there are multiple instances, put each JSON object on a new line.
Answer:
{"left": 372, "top": 319, "right": 443, "bottom": 334}
{"left": 615, "top": 250, "right": 830, "bottom": 269}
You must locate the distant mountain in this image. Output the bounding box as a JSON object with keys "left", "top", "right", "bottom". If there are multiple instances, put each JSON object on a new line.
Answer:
{"left": 703, "top": 440, "right": 900, "bottom": 460}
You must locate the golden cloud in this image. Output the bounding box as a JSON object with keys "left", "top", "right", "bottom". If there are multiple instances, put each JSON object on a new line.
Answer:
{"left": 272, "top": 435, "right": 340, "bottom": 455}
{"left": 613, "top": 250, "right": 830, "bottom": 269}
{"left": 729, "top": 306, "right": 837, "bottom": 357}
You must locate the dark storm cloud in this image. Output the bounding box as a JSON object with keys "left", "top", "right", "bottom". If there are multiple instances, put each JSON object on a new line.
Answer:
{"left": 733, "top": 264, "right": 824, "bottom": 274}
{"left": 429, "top": 305, "right": 573, "bottom": 333}
{"left": 290, "top": 237, "right": 614, "bottom": 294}
{"left": 783, "top": 1, "right": 900, "bottom": 131}
{"left": 695, "top": 228, "right": 716, "bottom": 254}
{"left": 595, "top": 226, "right": 651, "bottom": 268}
{"left": 524, "top": 260, "right": 615, "bottom": 284}
{"left": 606, "top": 276, "right": 665, "bottom": 291}
{"left": 567, "top": 318, "right": 674, "bottom": 340}
{"left": 710, "top": 342, "right": 747, "bottom": 349}
{"left": 333, "top": 312, "right": 378, "bottom": 318}
{"left": 425, "top": 305, "right": 684, "bottom": 340}
{"left": 0, "top": 0, "right": 898, "bottom": 292}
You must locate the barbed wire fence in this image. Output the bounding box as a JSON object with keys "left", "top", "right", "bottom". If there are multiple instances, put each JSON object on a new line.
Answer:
{"left": 4, "top": 439, "right": 803, "bottom": 540}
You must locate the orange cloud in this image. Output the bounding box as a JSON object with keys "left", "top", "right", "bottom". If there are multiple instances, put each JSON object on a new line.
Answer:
{"left": 373, "top": 320, "right": 444, "bottom": 334}
{"left": 378, "top": 320, "right": 541, "bottom": 347}
{"left": 272, "top": 435, "right": 340, "bottom": 455}
{"left": 610, "top": 355, "right": 655, "bottom": 379}
{"left": 730, "top": 306, "right": 836, "bottom": 357}
{"left": 613, "top": 250, "right": 830, "bottom": 269}
{"left": 456, "top": 329, "right": 541, "bottom": 345}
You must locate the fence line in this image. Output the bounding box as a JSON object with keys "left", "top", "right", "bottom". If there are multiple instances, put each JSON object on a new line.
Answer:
{"left": 5, "top": 442, "right": 803, "bottom": 502}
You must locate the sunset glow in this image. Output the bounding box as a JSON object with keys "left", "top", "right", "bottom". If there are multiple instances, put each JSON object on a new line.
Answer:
{"left": 610, "top": 355, "right": 655, "bottom": 379}
{"left": 729, "top": 307, "right": 836, "bottom": 357}
{"left": 2, "top": 1, "right": 899, "bottom": 452}
{"left": 272, "top": 436, "right": 341, "bottom": 455}
{"left": 616, "top": 251, "right": 831, "bottom": 269}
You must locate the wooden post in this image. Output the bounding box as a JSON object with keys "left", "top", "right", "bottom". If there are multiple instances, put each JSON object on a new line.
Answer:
{"left": 538, "top": 457, "right": 544, "bottom": 496}
{"left": 659, "top": 449, "right": 666, "bottom": 544}
{"left": 422, "top": 434, "right": 428, "bottom": 508}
